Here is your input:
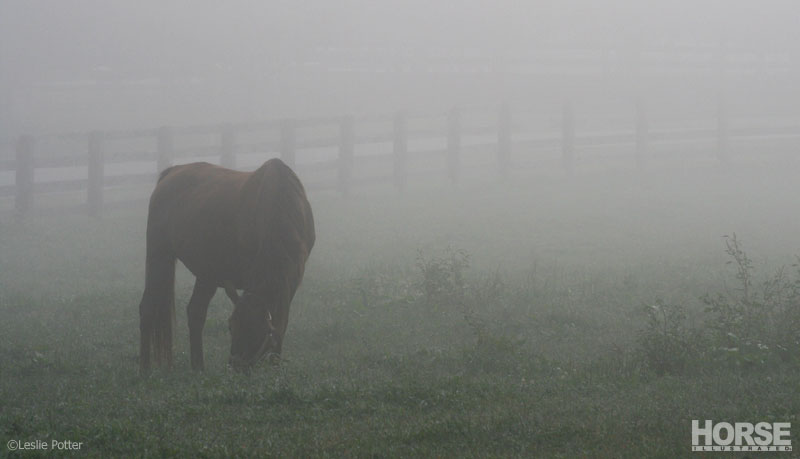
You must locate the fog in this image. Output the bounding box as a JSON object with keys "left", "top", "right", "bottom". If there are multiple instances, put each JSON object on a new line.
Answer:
{"left": 2, "top": 1, "right": 800, "bottom": 456}
{"left": 3, "top": 1, "right": 800, "bottom": 134}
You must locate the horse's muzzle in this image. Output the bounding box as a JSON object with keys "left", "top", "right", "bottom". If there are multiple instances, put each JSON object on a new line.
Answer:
{"left": 229, "top": 332, "right": 276, "bottom": 371}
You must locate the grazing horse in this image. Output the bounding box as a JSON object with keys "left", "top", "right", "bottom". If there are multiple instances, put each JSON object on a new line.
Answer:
{"left": 138, "top": 158, "right": 315, "bottom": 372}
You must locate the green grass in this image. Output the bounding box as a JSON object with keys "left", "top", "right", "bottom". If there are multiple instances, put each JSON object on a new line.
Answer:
{"left": 1, "top": 163, "right": 799, "bottom": 457}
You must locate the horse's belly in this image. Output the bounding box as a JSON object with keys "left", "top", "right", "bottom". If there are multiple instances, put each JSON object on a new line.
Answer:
{"left": 173, "top": 230, "right": 242, "bottom": 286}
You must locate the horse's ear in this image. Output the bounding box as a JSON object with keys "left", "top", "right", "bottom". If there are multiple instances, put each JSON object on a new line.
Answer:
{"left": 224, "top": 281, "right": 241, "bottom": 304}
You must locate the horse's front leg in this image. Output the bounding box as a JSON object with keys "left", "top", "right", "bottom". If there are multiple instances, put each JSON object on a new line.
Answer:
{"left": 187, "top": 279, "right": 216, "bottom": 371}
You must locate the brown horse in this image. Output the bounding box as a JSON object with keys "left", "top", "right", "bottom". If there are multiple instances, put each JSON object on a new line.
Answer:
{"left": 138, "top": 158, "right": 315, "bottom": 372}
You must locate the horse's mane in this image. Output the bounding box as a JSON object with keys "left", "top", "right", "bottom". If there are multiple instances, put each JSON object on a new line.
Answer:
{"left": 236, "top": 159, "right": 315, "bottom": 294}
{"left": 157, "top": 165, "right": 178, "bottom": 183}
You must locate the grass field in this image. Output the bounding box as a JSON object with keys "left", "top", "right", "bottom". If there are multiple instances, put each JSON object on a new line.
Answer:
{"left": 1, "top": 162, "right": 799, "bottom": 457}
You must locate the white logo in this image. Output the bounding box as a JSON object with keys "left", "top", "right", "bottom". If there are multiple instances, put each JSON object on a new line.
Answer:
{"left": 692, "top": 420, "right": 792, "bottom": 452}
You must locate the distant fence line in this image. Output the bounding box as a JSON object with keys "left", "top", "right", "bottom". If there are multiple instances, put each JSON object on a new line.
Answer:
{"left": 3, "top": 97, "right": 800, "bottom": 217}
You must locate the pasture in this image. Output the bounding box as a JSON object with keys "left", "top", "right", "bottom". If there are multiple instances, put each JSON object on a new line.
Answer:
{"left": 1, "top": 161, "right": 799, "bottom": 457}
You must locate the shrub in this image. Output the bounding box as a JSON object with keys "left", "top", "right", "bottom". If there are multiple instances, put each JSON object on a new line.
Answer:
{"left": 702, "top": 234, "right": 800, "bottom": 366}
{"left": 636, "top": 299, "right": 696, "bottom": 375}
{"left": 637, "top": 234, "right": 800, "bottom": 373}
{"left": 415, "top": 246, "right": 470, "bottom": 308}
{"left": 415, "top": 247, "right": 531, "bottom": 373}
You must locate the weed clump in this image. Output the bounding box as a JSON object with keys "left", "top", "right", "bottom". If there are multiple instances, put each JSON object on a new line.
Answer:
{"left": 701, "top": 234, "right": 800, "bottom": 367}
{"left": 638, "top": 234, "right": 800, "bottom": 374}
{"left": 637, "top": 299, "right": 701, "bottom": 375}
{"left": 416, "top": 247, "right": 536, "bottom": 374}
{"left": 416, "top": 246, "right": 470, "bottom": 309}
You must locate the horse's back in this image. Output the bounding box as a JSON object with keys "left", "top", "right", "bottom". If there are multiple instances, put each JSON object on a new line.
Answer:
{"left": 151, "top": 162, "right": 244, "bottom": 206}
{"left": 146, "top": 162, "right": 248, "bottom": 281}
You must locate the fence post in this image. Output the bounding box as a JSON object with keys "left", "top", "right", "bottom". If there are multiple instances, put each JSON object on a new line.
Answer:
{"left": 15, "top": 135, "right": 35, "bottom": 216}
{"left": 220, "top": 124, "right": 236, "bottom": 169}
{"left": 393, "top": 111, "right": 408, "bottom": 192}
{"left": 157, "top": 127, "right": 173, "bottom": 173}
{"left": 447, "top": 107, "right": 461, "bottom": 184}
{"left": 635, "top": 97, "right": 648, "bottom": 171}
{"left": 87, "top": 131, "right": 105, "bottom": 217}
{"left": 716, "top": 92, "right": 730, "bottom": 166}
{"left": 280, "top": 119, "right": 296, "bottom": 169}
{"left": 338, "top": 116, "right": 354, "bottom": 196}
{"left": 498, "top": 103, "right": 511, "bottom": 178}
{"left": 562, "top": 101, "right": 575, "bottom": 175}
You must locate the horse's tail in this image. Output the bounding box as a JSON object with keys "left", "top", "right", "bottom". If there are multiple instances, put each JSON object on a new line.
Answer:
{"left": 139, "top": 253, "right": 176, "bottom": 372}
{"left": 139, "top": 186, "right": 177, "bottom": 373}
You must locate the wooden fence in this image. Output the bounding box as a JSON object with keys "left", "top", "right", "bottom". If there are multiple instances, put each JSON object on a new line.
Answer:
{"left": 2, "top": 97, "right": 799, "bottom": 217}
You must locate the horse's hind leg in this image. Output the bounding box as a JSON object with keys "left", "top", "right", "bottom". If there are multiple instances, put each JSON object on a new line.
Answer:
{"left": 187, "top": 279, "right": 216, "bottom": 371}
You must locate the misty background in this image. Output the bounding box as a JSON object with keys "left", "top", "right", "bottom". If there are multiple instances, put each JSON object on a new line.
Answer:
{"left": 3, "top": 0, "right": 800, "bottom": 137}
{"left": 3, "top": 2, "right": 800, "bottom": 455}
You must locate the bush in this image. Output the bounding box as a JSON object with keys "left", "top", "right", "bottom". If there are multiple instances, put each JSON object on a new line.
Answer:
{"left": 637, "top": 234, "right": 800, "bottom": 374}
{"left": 415, "top": 247, "right": 531, "bottom": 373}
{"left": 702, "top": 234, "right": 800, "bottom": 366}
{"left": 416, "top": 246, "right": 470, "bottom": 309}
{"left": 636, "top": 299, "right": 696, "bottom": 375}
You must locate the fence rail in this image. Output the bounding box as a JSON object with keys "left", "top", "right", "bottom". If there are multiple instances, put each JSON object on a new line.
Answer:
{"left": 4, "top": 98, "right": 800, "bottom": 217}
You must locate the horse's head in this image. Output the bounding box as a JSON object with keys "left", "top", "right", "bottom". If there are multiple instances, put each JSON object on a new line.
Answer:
{"left": 225, "top": 282, "right": 278, "bottom": 371}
